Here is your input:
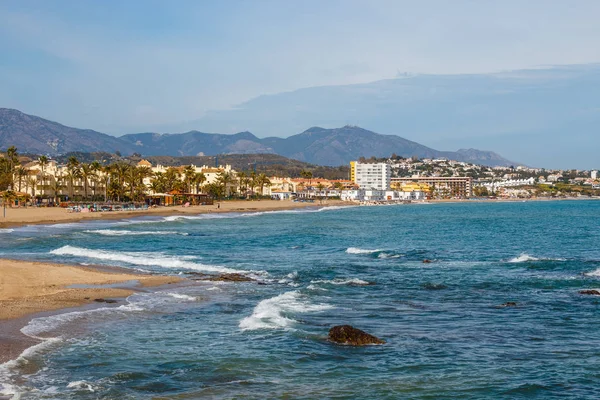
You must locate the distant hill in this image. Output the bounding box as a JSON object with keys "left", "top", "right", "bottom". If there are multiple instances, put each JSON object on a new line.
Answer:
{"left": 121, "top": 125, "right": 515, "bottom": 166}
{"left": 0, "top": 108, "right": 137, "bottom": 155}
{"left": 0, "top": 108, "right": 515, "bottom": 167}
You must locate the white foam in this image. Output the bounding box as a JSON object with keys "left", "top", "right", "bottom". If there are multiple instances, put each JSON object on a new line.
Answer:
{"left": 310, "top": 278, "right": 371, "bottom": 286}
{"left": 239, "top": 291, "right": 333, "bottom": 331}
{"left": 165, "top": 292, "right": 197, "bottom": 301}
{"left": 67, "top": 380, "right": 96, "bottom": 392}
{"left": 85, "top": 229, "right": 188, "bottom": 236}
{"left": 508, "top": 253, "right": 566, "bottom": 263}
{"left": 377, "top": 253, "right": 401, "bottom": 259}
{"left": 0, "top": 228, "right": 14, "bottom": 233}
{"left": 346, "top": 247, "right": 382, "bottom": 254}
{"left": 50, "top": 245, "right": 246, "bottom": 274}
{"left": 584, "top": 269, "right": 600, "bottom": 277}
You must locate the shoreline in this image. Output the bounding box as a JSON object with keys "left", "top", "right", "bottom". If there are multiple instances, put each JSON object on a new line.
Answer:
{"left": 0, "top": 199, "right": 353, "bottom": 369}
{"left": 0, "top": 260, "right": 184, "bottom": 365}
{"left": 0, "top": 199, "right": 354, "bottom": 229}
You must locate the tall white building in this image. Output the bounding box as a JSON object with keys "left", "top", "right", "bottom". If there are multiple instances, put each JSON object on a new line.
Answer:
{"left": 353, "top": 162, "right": 391, "bottom": 190}
{"left": 592, "top": 170, "right": 598, "bottom": 180}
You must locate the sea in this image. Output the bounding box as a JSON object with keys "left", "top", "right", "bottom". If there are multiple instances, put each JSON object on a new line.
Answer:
{"left": 1, "top": 200, "right": 600, "bottom": 399}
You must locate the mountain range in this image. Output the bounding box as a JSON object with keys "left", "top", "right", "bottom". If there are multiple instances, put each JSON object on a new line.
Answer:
{"left": 0, "top": 108, "right": 515, "bottom": 167}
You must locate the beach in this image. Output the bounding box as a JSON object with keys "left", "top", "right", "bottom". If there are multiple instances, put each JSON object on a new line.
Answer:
{"left": 0, "top": 259, "right": 182, "bottom": 364}
{"left": 0, "top": 199, "right": 351, "bottom": 229}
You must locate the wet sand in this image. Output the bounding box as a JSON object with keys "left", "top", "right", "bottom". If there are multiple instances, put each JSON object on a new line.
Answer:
{"left": 0, "top": 260, "right": 182, "bottom": 364}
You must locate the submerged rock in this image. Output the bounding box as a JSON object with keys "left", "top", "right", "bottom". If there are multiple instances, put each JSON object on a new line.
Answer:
{"left": 94, "top": 298, "right": 118, "bottom": 304}
{"left": 421, "top": 282, "right": 447, "bottom": 290}
{"left": 328, "top": 325, "right": 385, "bottom": 346}
{"left": 188, "top": 272, "right": 254, "bottom": 282}
{"left": 499, "top": 302, "right": 518, "bottom": 307}
{"left": 422, "top": 259, "right": 433, "bottom": 264}
{"left": 579, "top": 289, "right": 600, "bottom": 296}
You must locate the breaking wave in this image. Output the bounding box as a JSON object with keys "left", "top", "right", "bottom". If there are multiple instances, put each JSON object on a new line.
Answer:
{"left": 508, "top": 253, "right": 567, "bottom": 263}
{"left": 239, "top": 291, "right": 333, "bottom": 331}
{"left": 50, "top": 245, "right": 247, "bottom": 274}
{"left": 346, "top": 247, "right": 382, "bottom": 254}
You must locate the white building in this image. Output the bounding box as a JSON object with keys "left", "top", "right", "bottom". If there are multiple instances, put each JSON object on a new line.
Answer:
{"left": 592, "top": 170, "right": 598, "bottom": 180}
{"left": 354, "top": 163, "right": 391, "bottom": 190}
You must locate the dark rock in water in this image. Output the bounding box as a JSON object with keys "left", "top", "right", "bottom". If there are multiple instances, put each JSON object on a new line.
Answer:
{"left": 421, "top": 282, "right": 447, "bottom": 290}
{"left": 579, "top": 289, "right": 600, "bottom": 296}
{"left": 328, "top": 325, "right": 385, "bottom": 346}
{"left": 422, "top": 259, "right": 432, "bottom": 264}
{"left": 188, "top": 272, "right": 254, "bottom": 282}
{"left": 94, "top": 298, "right": 118, "bottom": 304}
{"left": 500, "top": 302, "right": 518, "bottom": 307}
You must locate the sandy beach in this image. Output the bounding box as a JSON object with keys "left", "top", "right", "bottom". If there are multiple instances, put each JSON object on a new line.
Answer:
{"left": 0, "top": 199, "right": 352, "bottom": 229}
{"left": 0, "top": 260, "right": 182, "bottom": 364}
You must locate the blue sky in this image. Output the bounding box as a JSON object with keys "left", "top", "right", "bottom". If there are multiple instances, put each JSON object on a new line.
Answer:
{"left": 1, "top": 1, "right": 600, "bottom": 146}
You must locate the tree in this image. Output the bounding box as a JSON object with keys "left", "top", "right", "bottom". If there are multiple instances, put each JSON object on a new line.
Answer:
{"left": 14, "top": 166, "right": 27, "bottom": 193}
{"left": 80, "top": 163, "right": 98, "bottom": 200}
{"left": 316, "top": 182, "right": 326, "bottom": 202}
{"left": 38, "top": 155, "right": 49, "bottom": 199}
{"left": 193, "top": 172, "right": 206, "bottom": 194}
{"left": 66, "top": 157, "right": 82, "bottom": 200}
{"left": 183, "top": 166, "right": 196, "bottom": 193}
{"left": 49, "top": 176, "right": 65, "bottom": 204}
{"left": 256, "top": 173, "right": 271, "bottom": 197}
{"left": 216, "top": 171, "right": 236, "bottom": 198}
{"left": 26, "top": 177, "right": 36, "bottom": 200}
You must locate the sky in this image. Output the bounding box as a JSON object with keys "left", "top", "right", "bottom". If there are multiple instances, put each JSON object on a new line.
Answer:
{"left": 1, "top": 0, "right": 600, "bottom": 165}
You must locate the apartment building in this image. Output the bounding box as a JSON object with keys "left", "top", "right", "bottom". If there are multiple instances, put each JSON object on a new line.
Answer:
{"left": 352, "top": 162, "right": 391, "bottom": 190}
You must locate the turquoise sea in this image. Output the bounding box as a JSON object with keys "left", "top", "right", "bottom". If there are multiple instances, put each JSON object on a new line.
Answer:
{"left": 2, "top": 200, "right": 600, "bottom": 399}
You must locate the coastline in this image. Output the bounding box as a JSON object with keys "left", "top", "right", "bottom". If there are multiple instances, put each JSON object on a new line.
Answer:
{"left": 0, "top": 260, "right": 183, "bottom": 365}
{"left": 0, "top": 199, "right": 354, "bottom": 229}
{"left": 0, "top": 199, "right": 354, "bottom": 369}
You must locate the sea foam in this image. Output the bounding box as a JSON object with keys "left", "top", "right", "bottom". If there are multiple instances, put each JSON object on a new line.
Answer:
{"left": 50, "top": 245, "right": 246, "bottom": 274}
{"left": 85, "top": 229, "right": 188, "bottom": 236}
{"left": 346, "top": 247, "right": 382, "bottom": 254}
{"left": 239, "top": 291, "right": 333, "bottom": 331}
{"left": 310, "top": 278, "right": 371, "bottom": 286}
{"left": 508, "top": 253, "right": 567, "bottom": 263}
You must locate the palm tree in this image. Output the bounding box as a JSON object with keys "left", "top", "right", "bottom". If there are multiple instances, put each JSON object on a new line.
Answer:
{"left": 111, "top": 163, "right": 129, "bottom": 202}
{"left": 216, "top": 171, "right": 236, "bottom": 198}
{"left": 164, "top": 168, "right": 182, "bottom": 192}
{"left": 49, "top": 177, "right": 65, "bottom": 204}
{"left": 80, "top": 163, "right": 97, "bottom": 200}
{"left": 5, "top": 146, "right": 18, "bottom": 177}
{"left": 256, "top": 173, "right": 271, "bottom": 198}
{"left": 316, "top": 183, "right": 325, "bottom": 201}
{"left": 300, "top": 170, "right": 313, "bottom": 187}
{"left": 193, "top": 172, "right": 206, "bottom": 194}
{"left": 89, "top": 161, "right": 102, "bottom": 200}
{"left": 14, "top": 166, "right": 27, "bottom": 192}
{"left": 26, "top": 177, "right": 36, "bottom": 201}
{"left": 38, "top": 155, "right": 49, "bottom": 199}
{"left": 66, "top": 157, "right": 82, "bottom": 200}
{"left": 183, "top": 166, "right": 196, "bottom": 193}
{"left": 237, "top": 171, "right": 248, "bottom": 197}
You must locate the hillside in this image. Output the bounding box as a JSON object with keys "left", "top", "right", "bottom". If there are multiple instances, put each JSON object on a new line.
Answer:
{"left": 0, "top": 108, "right": 137, "bottom": 155}
{"left": 0, "top": 108, "right": 515, "bottom": 167}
